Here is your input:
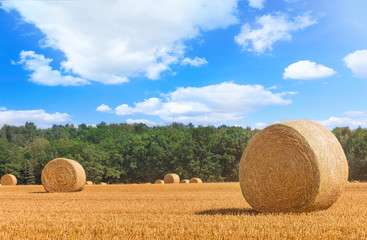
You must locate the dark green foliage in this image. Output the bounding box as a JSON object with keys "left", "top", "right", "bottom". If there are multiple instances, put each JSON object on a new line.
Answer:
{"left": 1, "top": 122, "right": 366, "bottom": 184}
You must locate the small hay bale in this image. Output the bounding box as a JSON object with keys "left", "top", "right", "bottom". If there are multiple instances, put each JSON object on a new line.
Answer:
{"left": 86, "top": 181, "right": 93, "bottom": 185}
{"left": 100, "top": 182, "right": 107, "bottom": 185}
{"left": 239, "top": 120, "right": 349, "bottom": 213}
{"left": 155, "top": 180, "right": 164, "bottom": 184}
{"left": 189, "top": 178, "right": 202, "bottom": 184}
{"left": 1, "top": 174, "right": 17, "bottom": 185}
{"left": 180, "top": 179, "right": 190, "bottom": 184}
{"left": 164, "top": 173, "right": 180, "bottom": 184}
{"left": 41, "top": 158, "right": 86, "bottom": 193}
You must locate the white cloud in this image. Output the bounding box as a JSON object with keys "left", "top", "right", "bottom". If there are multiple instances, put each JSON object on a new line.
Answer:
{"left": 181, "top": 57, "right": 208, "bottom": 67}
{"left": 0, "top": 107, "right": 6, "bottom": 111}
{"left": 320, "top": 111, "right": 367, "bottom": 129}
{"left": 283, "top": 60, "right": 337, "bottom": 80}
{"left": 248, "top": 0, "right": 265, "bottom": 9}
{"left": 235, "top": 12, "right": 316, "bottom": 53}
{"left": 255, "top": 122, "right": 267, "bottom": 129}
{"left": 96, "top": 104, "right": 113, "bottom": 113}
{"left": 17, "top": 51, "right": 90, "bottom": 86}
{"left": 2, "top": 0, "right": 239, "bottom": 84}
{"left": 343, "top": 50, "right": 367, "bottom": 78}
{"left": 126, "top": 119, "right": 157, "bottom": 127}
{"left": 112, "top": 82, "right": 294, "bottom": 125}
{"left": 0, "top": 109, "right": 72, "bottom": 128}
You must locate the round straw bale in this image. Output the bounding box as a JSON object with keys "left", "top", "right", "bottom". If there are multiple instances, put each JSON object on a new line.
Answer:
{"left": 1, "top": 174, "right": 17, "bottom": 185}
{"left": 100, "top": 182, "right": 107, "bottom": 185}
{"left": 155, "top": 180, "right": 164, "bottom": 184}
{"left": 189, "top": 178, "right": 202, "bottom": 183}
{"left": 239, "top": 120, "right": 348, "bottom": 213}
{"left": 180, "top": 179, "right": 190, "bottom": 184}
{"left": 41, "top": 158, "right": 86, "bottom": 193}
{"left": 86, "top": 181, "right": 93, "bottom": 185}
{"left": 164, "top": 173, "right": 180, "bottom": 184}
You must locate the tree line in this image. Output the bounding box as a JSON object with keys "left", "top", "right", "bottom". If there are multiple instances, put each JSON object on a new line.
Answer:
{"left": 0, "top": 122, "right": 366, "bottom": 184}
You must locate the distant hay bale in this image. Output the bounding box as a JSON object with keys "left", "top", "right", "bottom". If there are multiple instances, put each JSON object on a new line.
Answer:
{"left": 239, "top": 120, "right": 349, "bottom": 213}
{"left": 189, "top": 178, "right": 202, "bottom": 184}
{"left": 1, "top": 174, "right": 17, "bottom": 185}
{"left": 180, "top": 179, "right": 190, "bottom": 184}
{"left": 86, "top": 181, "right": 93, "bottom": 185}
{"left": 100, "top": 182, "right": 107, "bottom": 185}
{"left": 155, "top": 180, "right": 164, "bottom": 184}
{"left": 41, "top": 158, "right": 86, "bottom": 193}
{"left": 164, "top": 173, "right": 180, "bottom": 184}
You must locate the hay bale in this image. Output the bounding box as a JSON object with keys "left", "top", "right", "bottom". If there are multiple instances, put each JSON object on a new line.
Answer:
{"left": 1, "top": 174, "right": 17, "bottom": 185}
{"left": 180, "top": 179, "right": 190, "bottom": 184}
{"left": 86, "top": 181, "right": 93, "bottom": 185}
{"left": 155, "top": 180, "right": 164, "bottom": 184}
{"left": 41, "top": 158, "right": 86, "bottom": 192}
{"left": 239, "top": 120, "right": 348, "bottom": 213}
{"left": 189, "top": 178, "right": 202, "bottom": 184}
{"left": 164, "top": 173, "right": 180, "bottom": 184}
{"left": 100, "top": 182, "right": 107, "bottom": 185}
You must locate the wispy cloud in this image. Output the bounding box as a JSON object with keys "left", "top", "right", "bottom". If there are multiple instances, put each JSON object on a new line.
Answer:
{"left": 181, "top": 57, "right": 208, "bottom": 67}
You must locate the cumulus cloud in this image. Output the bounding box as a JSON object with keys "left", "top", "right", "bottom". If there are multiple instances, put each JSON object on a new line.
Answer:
{"left": 320, "top": 111, "right": 367, "bottom": 129}
{"left": 255, "top": 122, "right": 267, "bottom": 129}
{"left": 248, "top": 0, "right": 265, "bottom": 9}
{"left": 126, "top": 119, "right": 157, "bottom": 127}
{"left": 283, "top": 60, "right": 337, "bottom": 80}
{"left": 96, "top": 104, "right": 113, "bottom": 113}
{"left": 17, "top": 51, "right": 90, "bottom": 86}
{"left": 0, "top": 107, "right": 6, "bottom": 111}
{"left": 235, "top": 12, "right": 316, "bottom": 53}
{"left": 181, "top": 57, "right": 208, "bottom": 67}
{"left": 2, "top": 0, "right": 238, "bottom": 84}
{"left": 0, "top": 109, "right": 72, "bottom": 128}
{"left": 343, "top": 50, "right": 367, "bottom": 78}
{"left": 110, "top": 82, "right": 294, "bottom": 125}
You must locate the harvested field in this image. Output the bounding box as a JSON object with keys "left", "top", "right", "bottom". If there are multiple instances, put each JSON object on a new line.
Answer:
{"left": 0, "top": 182, "right": 366, "bottom": 239}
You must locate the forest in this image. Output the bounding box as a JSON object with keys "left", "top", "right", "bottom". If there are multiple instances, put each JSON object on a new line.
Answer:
{"left": 0, "top": 122, "right": 366, "bottom": 184}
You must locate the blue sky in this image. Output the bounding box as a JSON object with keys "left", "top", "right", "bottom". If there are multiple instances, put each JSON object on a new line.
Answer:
{"left": 1, "top": 0, "right": 367, "bottom": 129}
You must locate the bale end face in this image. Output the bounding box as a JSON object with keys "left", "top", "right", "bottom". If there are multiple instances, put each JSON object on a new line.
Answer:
{"left": 164, "top": 173, "right": 180, "bottom": 184}
{"left": 41, "top": 158, "right": 86, "bottom": 193}
{"left": 1, "top": 174, "right": 17, "bottom": 185}
{"left": 189, "top": 178, "right": 202, "bottom": 184}
{"left": 155, "top": 180, "right": 164, "bottom": 184}
{"left": 239, "top": 120, "right": 348, "bottom": 213}
{"left": 180, "top": 179, "right": 190, "bottom": 184}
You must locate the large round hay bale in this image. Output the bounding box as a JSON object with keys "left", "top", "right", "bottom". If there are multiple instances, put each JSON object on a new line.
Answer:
{"left": 164, "top": 173, "right": 180, "bottom": 184}
{"left": 239, "top": 120, "right": 348, "bottom": 213}
{"left": 180, "top": 179, "right": 190, "bottom": 184}
{"left": 189, "top": 178, "right": 202, "bottom": 183}
{"left": 86, "top": 181, "right": 93, "bottom": 185}
{"left": 100, "top": 182, "right": 107, "bottom": 185}
{"left": 1, "top": 174, "right": 17, "bottom": 185}
{"left": 41, "top": 158, "right": 86, "bottom": 192}
{"left": 155, "top": 180, "right": 164, "bottom": 184}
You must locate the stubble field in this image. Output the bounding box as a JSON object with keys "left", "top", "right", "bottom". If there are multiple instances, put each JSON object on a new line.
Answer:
{"left": 0, "top": 182, "right": 366, "bottom": 239}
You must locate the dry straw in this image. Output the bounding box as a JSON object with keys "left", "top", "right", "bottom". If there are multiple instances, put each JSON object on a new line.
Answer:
{"left": 155, "top": 180, "right": 164, "bottom": 184}
{"left": 86, "top": 181, "right": 93, "bottom": 185}
{"left": 41, "top": 158, "right": 86, "bottom": 193}
{"left": 164, "top": 173, "right": 180, "bottom": 184}
{"left": 100, "top": 182, "right": 107, "bottom": 185}
{"left": 1, "top": 174, "right": 17, "bottom": 185}
{"left": 239, "top": 120, "right": 349, "bottom": 213}
{"left": 189, "top": 178, "right": 202, "bottom": 183}
{"left": 180, "top": 179, "right": 190, "bottom": 184}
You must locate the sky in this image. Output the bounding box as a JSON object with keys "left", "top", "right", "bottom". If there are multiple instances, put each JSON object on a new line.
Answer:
{"left": 0, "top": 0, "right": 367, "bottom": 129}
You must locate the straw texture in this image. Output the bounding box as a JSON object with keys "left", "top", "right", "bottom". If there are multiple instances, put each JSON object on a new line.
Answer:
{"left": 239, "top": 120, "right": 348, "bottom": 213}
{"left": 180, "top": 179, "right": 190, "bottom": 184}
{"left": 189, "top": 178, "right": 202, "bottom": 183}
{"left": 41, "top": 158, "right": 86, "bottom": 192}
{"left": 164, "top": 174, "right": 180, "bottom": 184}
{"left": 155, "top": 180, "right": 164, "bottom": 184}
{"left": 1, "top": 174, "right": 17, "bottom": 185}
